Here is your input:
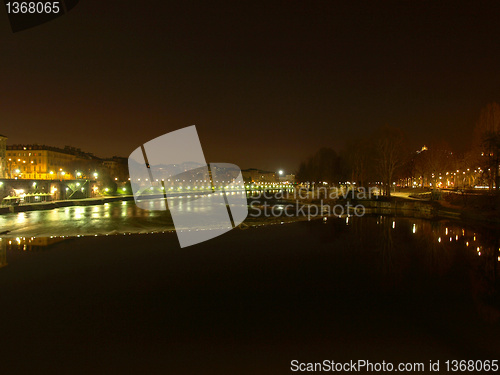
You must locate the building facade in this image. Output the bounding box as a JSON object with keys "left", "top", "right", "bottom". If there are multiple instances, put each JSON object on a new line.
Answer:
{"left": 280, "top": 174, "right": 296, "bottom": 183}
{"left": 0, "top": 134, "right": 6, "bottom": 178}
{"left": 6, "top": 144, "right": 101, "bottom": 180}
{"left": 241, "top": 168, "right": 277, "bottom": 183}
{"left": 102, "top": 156, "right": 129, "bottom": 182}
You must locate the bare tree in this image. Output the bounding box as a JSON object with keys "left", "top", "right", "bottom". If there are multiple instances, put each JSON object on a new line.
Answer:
{"left": 473, "top": 103, "right": 500, "bottom": 191}
{"left": 344, "top": 137, "right": 370, "bottom": 188}
{"left": 414, "top": 141, "right": 454, "bottom": 189}
{"left": 296, "top": 147, "right": 346, "bottom": 184}
{"left": 373, "top": 125, "right": 406, "bottom": 197}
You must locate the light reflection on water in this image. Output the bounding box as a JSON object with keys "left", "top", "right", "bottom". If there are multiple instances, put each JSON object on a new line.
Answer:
{"left": 363, "top": 216, "right": 500, "bottom": 323}
{"left": 0, "top": 200, "right": 177, "bottom": 238}
{"left": 0, "top": 201, "right": 499, "bottom": 277}
{"left": 0, "top": 198, "right": 301, "bottom": 238}
{"left": 0, "top": 212, "right": 499, "bottom": 324}
{"left": 0, "top": 236, "right": 66, "bottom": 269}
{"left": 1, "top": 211, "right": 498, "bottom": 268}
{"left": 0, "top": 238, "right": 6, "bottom": 269}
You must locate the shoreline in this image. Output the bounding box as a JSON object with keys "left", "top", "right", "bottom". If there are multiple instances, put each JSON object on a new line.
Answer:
{"left": 0, "top": 194, "right": 498, "bottom": 237}
{"left": 297, "top": 194, "right": 500, "bottom": 224}
{"left": 0, "top": 195, "right": 136, "bottom": 214}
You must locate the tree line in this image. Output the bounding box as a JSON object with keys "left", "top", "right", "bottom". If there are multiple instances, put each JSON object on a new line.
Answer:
{"left": 296, "top": 102, "right": 500, "bottom": 196}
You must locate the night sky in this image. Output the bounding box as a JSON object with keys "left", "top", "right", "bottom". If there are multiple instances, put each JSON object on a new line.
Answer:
{"left": 0, "top": 1, "right": 499, "bottom": 172}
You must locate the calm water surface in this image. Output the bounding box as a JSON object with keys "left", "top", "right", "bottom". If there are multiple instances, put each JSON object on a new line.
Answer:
{"left": 0, "top": 205, "right": 499, "bottom": 374}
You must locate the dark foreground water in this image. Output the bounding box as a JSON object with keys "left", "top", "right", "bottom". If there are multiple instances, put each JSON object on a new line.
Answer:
{"left": 0, "top": 215, "right": 499, "bottom": 374}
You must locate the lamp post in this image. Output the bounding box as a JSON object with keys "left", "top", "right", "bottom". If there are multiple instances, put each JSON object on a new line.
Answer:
{"left": 278, "top": 170, "right": 284, "bottom": 185}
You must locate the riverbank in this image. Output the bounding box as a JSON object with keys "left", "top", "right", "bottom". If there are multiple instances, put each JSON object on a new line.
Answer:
{"left": 0, "top": 190, "right": 228, "bottom": 215}
{"left": 355, "top": 198, "right": 500, "bottom": 225}
{"left": 285, "top": 190, "right": 500, "bottom": 225}
{"left": 2, "top": 190, "right": 499, "bottom": 230}
{"left": 0, "top": 195, "right": 136, "bottom": 215}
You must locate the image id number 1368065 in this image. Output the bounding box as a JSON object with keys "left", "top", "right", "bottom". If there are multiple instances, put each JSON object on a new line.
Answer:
{"left": 5, "top": 2, "right": 60, "bottom": 14}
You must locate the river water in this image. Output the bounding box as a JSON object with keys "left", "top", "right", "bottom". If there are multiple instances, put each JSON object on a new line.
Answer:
{"left": 0, "top": 202, "right": 499, "bottom": 374}
{"left": 0, "top": 197, "right": 302, "bottom": 238}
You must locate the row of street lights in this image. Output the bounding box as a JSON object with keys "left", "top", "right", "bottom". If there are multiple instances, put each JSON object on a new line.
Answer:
{"left": 6, "top": 164, "right": 100, "bottom": 180}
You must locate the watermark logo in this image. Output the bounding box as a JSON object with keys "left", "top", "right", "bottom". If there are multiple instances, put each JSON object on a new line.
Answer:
{"left": 246, "top": 186, "right": 374, "bottom": 221}
{"left": 128, "top": 125, "right": 248, "bottom": 248}
{"left": 4, "top": 0, "right": 79, "bottom": 33}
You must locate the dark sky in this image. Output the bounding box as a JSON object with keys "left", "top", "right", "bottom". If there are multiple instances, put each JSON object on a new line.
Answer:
{"left": 0, "top": 0, "right": 499, "bottom": 172}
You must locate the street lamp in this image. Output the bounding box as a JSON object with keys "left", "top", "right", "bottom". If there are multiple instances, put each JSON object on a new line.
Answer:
{"left": 278, "top": 170, "right": 284, "bottom": 176}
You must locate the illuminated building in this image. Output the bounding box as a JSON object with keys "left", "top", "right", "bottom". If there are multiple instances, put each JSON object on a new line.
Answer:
{"left": 241, "top": 168, "right": 277, "bottom": 183}
{"left": 102, "top": 156, "right": 129, "bottom": 181}
{"left": 6, "top": 144, "right": 101, "bottom": 180}
{"left": 279, "top": 174, "right": 295, "bottom": 183}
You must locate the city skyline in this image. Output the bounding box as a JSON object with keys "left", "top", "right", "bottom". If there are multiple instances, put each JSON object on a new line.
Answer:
{"left": 1, "top": 137, "right": 285, "bottom": 178}
{"left": 0, "top": 1, "right": 499, "bottom": 172}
